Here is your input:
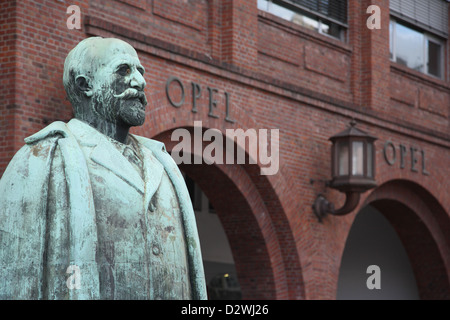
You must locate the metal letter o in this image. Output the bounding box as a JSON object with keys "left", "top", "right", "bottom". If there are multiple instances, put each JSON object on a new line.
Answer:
{"left": 166, "top": 76, "right": 185, "bottom": 108}
{"left": 383, "top": 141, "right": 396, "bottom": 166}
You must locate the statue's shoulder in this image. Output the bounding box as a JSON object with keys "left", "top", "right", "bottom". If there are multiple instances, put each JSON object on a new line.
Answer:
{"left": 1, "top": 122, "right": 69, "bottom": 183}
{"left": 132, "top": 134, "right": 180, "bottom": 170}
{"left": 24, "top": 121, "right": 70, "bottom": 145}
{"left": 132, "top": 135, "right": 168, "bottom": 155}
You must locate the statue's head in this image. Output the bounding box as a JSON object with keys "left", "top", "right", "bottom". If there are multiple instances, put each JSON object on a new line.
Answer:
{"left": 63, "top": 37, "right": 147, "bottom": 128}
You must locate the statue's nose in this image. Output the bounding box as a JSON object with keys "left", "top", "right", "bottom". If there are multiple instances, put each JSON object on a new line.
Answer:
{"left": 130, "top": 70, "right": 146, "bottom": 90}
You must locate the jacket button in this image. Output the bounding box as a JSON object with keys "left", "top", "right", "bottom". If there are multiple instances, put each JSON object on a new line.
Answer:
{"left": 152, "top": 245, "right": 160, "bottom": 255}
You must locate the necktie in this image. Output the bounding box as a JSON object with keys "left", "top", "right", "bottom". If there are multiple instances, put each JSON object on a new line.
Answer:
{"left": 123, "top": 145, "right": 143, "bottom": 179}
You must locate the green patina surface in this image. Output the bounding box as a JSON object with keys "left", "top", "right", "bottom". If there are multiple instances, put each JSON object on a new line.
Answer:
{"left": 0, "top": 37, "right": 206, "bottom": 300}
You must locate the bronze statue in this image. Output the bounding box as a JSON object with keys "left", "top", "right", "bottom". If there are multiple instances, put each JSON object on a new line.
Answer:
{"left": 0, "top": 37, "right": 207, "bottom": 300}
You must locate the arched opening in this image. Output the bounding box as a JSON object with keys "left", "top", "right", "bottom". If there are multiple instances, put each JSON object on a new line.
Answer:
{"left": 151, "top": 126, "right": 305, "bottom": 300}
{"left": 180, "top": 158, "right": 283, "bottom": 300}
{"left": 338, "top": 180, "right": 450, "bottom": 300}
{"left": 179, "top": 156, "right": 276, "bottom": 300}
{"left": 337, "top": 204, "right": 419, "bottom": 299}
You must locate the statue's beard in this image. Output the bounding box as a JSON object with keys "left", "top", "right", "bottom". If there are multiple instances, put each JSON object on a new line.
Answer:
{"left": 115, "top": 88, "right": 147, "bottom": 127}
{"left": 92, "top": 88, "right": 147, "bottom": 127}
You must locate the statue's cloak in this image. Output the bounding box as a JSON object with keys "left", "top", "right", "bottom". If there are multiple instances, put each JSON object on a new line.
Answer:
{"left": 0, "top": 119, "right": 206, "bottom": 300}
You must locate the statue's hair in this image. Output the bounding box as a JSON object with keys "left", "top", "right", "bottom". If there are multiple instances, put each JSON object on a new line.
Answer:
{"left": 63, "top": 37, "right": 104, "bottom": 116}
{"left": 63, "top": 37, "right": 138, "bottom": 117}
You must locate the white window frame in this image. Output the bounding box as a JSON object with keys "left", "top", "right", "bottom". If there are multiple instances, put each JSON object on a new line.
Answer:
{"left": 390, "top": 18, "right": 445, "bottom": 79}
{"left": 426, "top": 33, "right": 445, "bottom": 79}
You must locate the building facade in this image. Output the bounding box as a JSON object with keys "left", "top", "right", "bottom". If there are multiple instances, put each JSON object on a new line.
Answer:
{"left": 0, "top": 0, "right": 449, "bottom": 299}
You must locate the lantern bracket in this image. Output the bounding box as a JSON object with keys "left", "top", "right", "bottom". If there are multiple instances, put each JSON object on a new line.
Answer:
{"left": 313, "top": 192, "right": 361, "bottom": 223}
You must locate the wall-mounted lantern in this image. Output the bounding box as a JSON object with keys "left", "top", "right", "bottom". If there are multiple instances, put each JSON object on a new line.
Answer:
{"left": 313, "top": 120, "right": 377, "bottom": 222}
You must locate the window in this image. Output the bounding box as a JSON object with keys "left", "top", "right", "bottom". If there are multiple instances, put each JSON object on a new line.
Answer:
{"left": 389, "top": 0, "right": 448, "bottom": 79}
{"left": 184, "top": 174, "right": 202, "bottom": 211}
{"left": 389, "top": 0, "right": 449, "bottom": 38}
{"left": 257, "top": 0, "right": 347, "bottom": 41}
{"left": 390, "top": 19, "right": 444, "bottom": 78}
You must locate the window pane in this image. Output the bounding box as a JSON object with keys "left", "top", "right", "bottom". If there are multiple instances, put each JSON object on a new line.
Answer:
{"left": 290, "top": 0, "right": 347, "bottom": 24}
{"left": 257, "top": 0, "right": 295, "bottom": 21}
{"left": 427, "top": 40, "right": 442, "bottom": 78}
{"left": 367, "top": 143, "right": 373, "bottom": 178}
{"left": 258, "top": 0, "right": 346, "bottom": 40}
{"left": 395, "top": 23, "right": 424, "bottom": 72}
{"left": 352, "top": 141, "right": 364, "bottom": 176}
{"left": 390, "top": 0, "right": 449, "bottom": 38}
{"left": 321, "top": 20, "right": 344, "bottom": 40}
{"left": 338, "top": 142, "right": 349, "bottom": 176}
{"left": 292, "top": 13, "right": 319, "bottom": 31}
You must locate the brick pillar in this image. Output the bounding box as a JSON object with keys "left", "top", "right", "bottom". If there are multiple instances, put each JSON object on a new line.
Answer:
{"left": 447, "top": 3, "right": 450, "bottom": 82}
{"left": 220, "top": 0, "right": 258, "bottom": 70}
{"left": 0, "top": 0, "right": 18, "bottom": 176}
{"left": 350, "top": 0, "right": 390, "bottom": 112}
{"left": 208, "top": 0, "right": 221, "bottom": 60}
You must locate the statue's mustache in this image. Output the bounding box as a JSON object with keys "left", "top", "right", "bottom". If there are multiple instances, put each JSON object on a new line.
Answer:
{"left": 114, "top": 88, "right": 147, "bottom": 106}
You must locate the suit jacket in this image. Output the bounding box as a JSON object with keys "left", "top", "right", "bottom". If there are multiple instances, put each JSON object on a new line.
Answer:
{"left": 0, "top": 119, "right": 206, "bottom": 300}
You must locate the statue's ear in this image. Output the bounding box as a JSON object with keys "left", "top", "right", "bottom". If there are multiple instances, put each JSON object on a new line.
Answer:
{"left": 75, "top": 75, "right": 93, "bottom": 97}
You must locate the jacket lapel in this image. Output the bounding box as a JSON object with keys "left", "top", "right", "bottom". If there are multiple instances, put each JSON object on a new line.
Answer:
{"left": 139, "top": 145, "right": 164, "bottom": 211}
{"left": 67, "top": 119, "right": 148, "bottom": 195}
{"left": 90, "top": 142, "right": 145, "bottom": 195}
{"left": 133, "top": 135, "right": 189, "bottom": 211}
{"left": 67, "top": 119, "right": 165, "bottom": 211}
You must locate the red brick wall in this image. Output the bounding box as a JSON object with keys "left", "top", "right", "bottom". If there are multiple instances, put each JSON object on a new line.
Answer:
{"left": 1, "top": 0, "right": 449, "bottom": 299}
{"left": 0, "top": 0, "right": 18, "bottom": 171}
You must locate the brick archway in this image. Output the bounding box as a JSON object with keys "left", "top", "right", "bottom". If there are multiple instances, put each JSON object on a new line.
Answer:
{"left": 150, "top": 126, "right": 305, "bottom": 300}
{"left": 363, "top": 179, "right": 450, "bottom": 299}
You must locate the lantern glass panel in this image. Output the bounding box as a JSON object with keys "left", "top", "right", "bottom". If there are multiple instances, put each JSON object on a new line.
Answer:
{"left": 337, "top": 141, "right": 349, "bottom": 176}
{"left": 352, "top": 141, "right": 364, "bottom": 176}
{"left": 367, "top": 143, "right": 373, "bottom": 177}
